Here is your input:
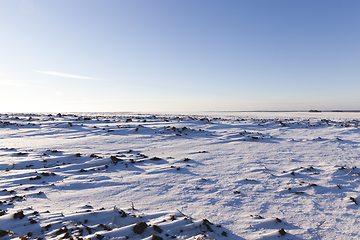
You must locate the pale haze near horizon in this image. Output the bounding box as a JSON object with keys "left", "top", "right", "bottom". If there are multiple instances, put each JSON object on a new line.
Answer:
{"left": 1, "top": 0, "right": 359, "bottom": 113}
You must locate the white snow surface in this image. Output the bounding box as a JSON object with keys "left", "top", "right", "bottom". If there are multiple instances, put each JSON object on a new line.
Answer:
{"left": 1, "top": 112, "right": 360, "bottom": 239}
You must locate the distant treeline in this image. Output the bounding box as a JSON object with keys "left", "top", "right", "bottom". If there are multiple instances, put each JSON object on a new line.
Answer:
{"left": 309, "top": 110, "right": 360, "bottom": 113}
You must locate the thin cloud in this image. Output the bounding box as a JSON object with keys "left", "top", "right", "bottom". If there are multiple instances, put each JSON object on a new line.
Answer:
{"left": 35, "top": 70, "right": 100, "bottom": 80}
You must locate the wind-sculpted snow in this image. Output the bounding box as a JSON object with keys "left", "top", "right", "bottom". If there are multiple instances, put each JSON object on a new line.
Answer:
{"left": 0, "top": 112, "right": 360, "bottom": 239}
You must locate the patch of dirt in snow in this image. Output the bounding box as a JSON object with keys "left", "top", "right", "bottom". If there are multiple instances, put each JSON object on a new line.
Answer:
{"left": 0, "top": 207, "right": 225, "bottom": 239}
{"left": 0, "top": 147, "right": 227, "bottom": 239}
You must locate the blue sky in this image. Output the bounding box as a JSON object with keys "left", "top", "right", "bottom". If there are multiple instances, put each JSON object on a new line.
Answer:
{"left": 1, "top": 0, "right": 359, "bottom": 112}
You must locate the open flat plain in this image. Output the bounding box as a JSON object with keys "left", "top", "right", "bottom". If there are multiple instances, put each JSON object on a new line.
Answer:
{"left": 1, "top": 112, "right": 360, "bottom": 239}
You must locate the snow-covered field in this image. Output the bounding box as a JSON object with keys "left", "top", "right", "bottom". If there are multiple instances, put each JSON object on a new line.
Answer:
{"left": 1, "top": 112, "right": 360, "bottom": 239}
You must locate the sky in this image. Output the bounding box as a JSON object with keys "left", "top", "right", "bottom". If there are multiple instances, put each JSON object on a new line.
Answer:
{"left": 1, "top": 0, "right": 359, "bottom": 113}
